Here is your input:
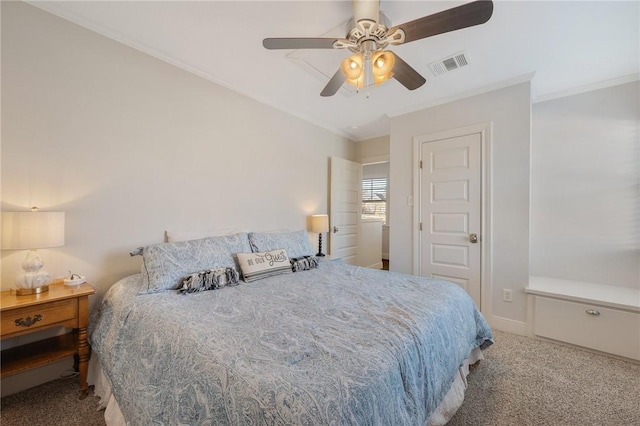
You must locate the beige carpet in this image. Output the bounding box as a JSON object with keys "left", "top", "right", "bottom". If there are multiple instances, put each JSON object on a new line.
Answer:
{"left": 2, "top": 330, "right": 639, "bottom": 425}
{"left": 449, "top": 330, "right": 640, "bottom": 425}
{"left": 1, "top": 377, "right": 104, "bottom": 425}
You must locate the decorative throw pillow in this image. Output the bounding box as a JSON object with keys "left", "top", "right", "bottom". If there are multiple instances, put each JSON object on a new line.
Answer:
{"left": 137, "top": 233, "right": 252, "bottom": 294}
{"left": 248, "top": 230, "right": 314, "bottom": 259}
{"left": 177, "top": 267, "right": 239, "bottom": 294}
{"left": 290, "top": 255, "right": 319, "bottom": 272}
{"left": 237, "top": 249, "right": 292, "bottom": 282}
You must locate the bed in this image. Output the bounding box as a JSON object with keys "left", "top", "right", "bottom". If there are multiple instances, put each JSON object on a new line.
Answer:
{"left": 88, "top": 231, "right": 493, "bottom": 425}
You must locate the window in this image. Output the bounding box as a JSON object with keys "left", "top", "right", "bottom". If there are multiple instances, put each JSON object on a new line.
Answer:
{"left": 362, "top": 177, "right": 387, "bottom": 224}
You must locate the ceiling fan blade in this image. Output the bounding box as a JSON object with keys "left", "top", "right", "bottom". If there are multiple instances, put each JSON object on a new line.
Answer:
{"left": 320, "top": 68, "right": 347, "bottom": 97}
{"left": 263, "top": 38, "right": 340, "bottom": 50}
{"left": 390, "top": 0, "right": 493, "bottom": 44}
{"left": 392, "top": 55, "right": 426, "bottom": 91}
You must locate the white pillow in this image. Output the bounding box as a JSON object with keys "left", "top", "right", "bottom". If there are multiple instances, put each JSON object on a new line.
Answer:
{"left": 237, "top": 249, "right": 292, "bottom": 282}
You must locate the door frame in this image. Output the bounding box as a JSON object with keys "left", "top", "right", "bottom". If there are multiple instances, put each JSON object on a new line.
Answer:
{"left": 412, "top": 122, "right": 493, "bottom": 315}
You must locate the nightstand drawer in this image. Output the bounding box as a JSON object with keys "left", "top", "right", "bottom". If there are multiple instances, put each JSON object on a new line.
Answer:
{"left": 1, "top": 299, "right": 77, "bottom": 337}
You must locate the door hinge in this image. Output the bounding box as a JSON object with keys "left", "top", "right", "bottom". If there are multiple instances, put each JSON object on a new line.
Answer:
{"left": 419, "top": 222, "right": 423, "bottom": 231}
{"left": 419, "top": 160, "right": 423, "bottom": 169}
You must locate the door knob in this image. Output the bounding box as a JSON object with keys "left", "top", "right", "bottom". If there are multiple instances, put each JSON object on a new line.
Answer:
{"left": 469, "top": 233, "right": 478, "bottom": 243}
{"left": 332, "top": 226, "right": 339, "bottom": 233}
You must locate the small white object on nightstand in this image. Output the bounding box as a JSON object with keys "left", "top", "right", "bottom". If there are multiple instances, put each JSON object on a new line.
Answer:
{"left": 64, "top": 275, "right": 86, "bottom": 286}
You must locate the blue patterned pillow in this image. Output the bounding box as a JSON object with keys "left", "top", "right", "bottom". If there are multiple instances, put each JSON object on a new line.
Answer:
{"left": 248, "top": 230, "right": 314, "bottom": 259}
{"left": 290, "top": 256, "right": 319, "bottom": 272}
{"left": 138, "top": 233, "right": 252, "bottom": 294}
{"left": 177, "top": 267, "right": 239, "bottom": 294}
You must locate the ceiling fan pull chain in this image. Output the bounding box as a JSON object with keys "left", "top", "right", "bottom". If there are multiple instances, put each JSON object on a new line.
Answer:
{"left": 364, "top": 55, "right": 372, "bottom": 98}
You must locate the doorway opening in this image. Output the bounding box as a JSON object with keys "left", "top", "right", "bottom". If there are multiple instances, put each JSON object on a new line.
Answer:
{"left": 362, "top": 161, "right": 389, "bottom": 270}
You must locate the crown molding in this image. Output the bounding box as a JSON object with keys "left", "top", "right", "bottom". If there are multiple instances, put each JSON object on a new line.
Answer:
{"left": 26, "top": 1, "right": 355, "bottom": 143}
{"left": 386, "top": 72, "right": 536, "bottom": 118}
{"left": 532, "top": 73, "right": 640, "bottom": 104}
{"left": 23, "top": 2, "right": 639, "bottom": 143}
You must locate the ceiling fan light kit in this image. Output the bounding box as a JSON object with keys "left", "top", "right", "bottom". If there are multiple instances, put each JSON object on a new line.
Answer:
{"left": 263, "top": 0, "right": 493, "bottom": 97}
{"left": 340, "top": 47, "right": 395, "bottom": 92}
{"left": 372, "top": 51, "right": 395, "bottom": 86}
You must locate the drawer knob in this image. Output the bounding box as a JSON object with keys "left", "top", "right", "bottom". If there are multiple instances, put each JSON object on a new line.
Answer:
{"left": 15, "top": 314, "right": 43, "bottom": 327}
{"left": 585, "top": 309, "right": 600, "bottom": 316}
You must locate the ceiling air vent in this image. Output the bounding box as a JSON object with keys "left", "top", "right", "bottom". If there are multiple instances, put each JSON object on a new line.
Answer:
{"left": 428, "top": 52, "right": 469, "bottom": 76}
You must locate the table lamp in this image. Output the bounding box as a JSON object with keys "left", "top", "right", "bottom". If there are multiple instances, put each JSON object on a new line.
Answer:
{"left": 310, "top": 214, "right": 329, "bottom": 257}
{"left": 1, "top": 208, "right": 65, "bottom": 295}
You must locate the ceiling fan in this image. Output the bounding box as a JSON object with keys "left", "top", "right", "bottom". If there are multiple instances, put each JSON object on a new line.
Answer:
{"left": 263, "top": 0, "right": 493, "bottom": 97}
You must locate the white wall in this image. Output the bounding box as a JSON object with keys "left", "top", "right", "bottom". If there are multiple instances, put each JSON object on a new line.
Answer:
{"left": 389, "top": 82, "right": 532, "bottom": 324}
{"left": 357, "top": 135, "right": 390, "bottom": 163}
{"left": 362, "top": 162, "right": 389, "bottom": 180}
{"left": 359, "top": 219, "right": 383, "bottom": 269}
{"left": 530, "top": 81, "right": 640, "bottom": 289}
{"left": 1, "top": 1, "right": 356, "bottom": 297}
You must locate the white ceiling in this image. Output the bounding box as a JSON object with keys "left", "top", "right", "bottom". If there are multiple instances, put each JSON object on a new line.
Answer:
{"left": 30, "top": 1, "right": 639, "bottom": 141}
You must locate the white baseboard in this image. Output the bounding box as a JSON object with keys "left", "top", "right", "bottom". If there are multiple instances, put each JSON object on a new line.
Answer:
{"left": 366, "top": 262, "right": 384, "bottom": 270}
{"left": 490, "top": 315, "right": 528, "bottom": 336}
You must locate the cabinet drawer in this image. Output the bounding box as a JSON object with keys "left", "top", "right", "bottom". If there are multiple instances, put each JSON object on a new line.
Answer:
{"left": 534, "top": 296, "right": 640, "bottom": 360}
{"left": 1, "top": 299, "right": 77, "bottom": 337}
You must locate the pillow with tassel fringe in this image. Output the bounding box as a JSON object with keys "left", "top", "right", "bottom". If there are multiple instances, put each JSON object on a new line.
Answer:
{"left": 290, "top": 256, "right": 319, "bottom": 272}
{"left": 178, "top": 267, "right": 239, "bottom": 294}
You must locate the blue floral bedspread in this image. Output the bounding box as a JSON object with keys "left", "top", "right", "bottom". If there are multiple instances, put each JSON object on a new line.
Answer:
{"left": 90, "top": 261, "right": 493, "bottom": 425}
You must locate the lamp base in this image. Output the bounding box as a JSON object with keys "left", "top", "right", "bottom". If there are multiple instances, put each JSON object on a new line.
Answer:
{"left": 16, "top": 284, "right": 49, "bottom": 296}
{"left": 316, "top": 233, "right": 326, "bottom": 257}
{"left": 15, "top": 250, "right": 52, "bottom": 296}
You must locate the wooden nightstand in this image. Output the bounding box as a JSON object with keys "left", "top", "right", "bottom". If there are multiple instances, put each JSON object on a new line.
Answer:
{"left": 1, "top": 282, "right": 95, "bottom": 397}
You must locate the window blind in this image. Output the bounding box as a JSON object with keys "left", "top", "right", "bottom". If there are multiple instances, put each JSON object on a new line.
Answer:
{"left": 362, "top": 177, "right": 387, "bottom": 223}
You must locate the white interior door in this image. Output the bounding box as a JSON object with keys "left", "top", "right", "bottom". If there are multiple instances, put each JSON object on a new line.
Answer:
{"left": 419, "top": 133, "right": 482, "bottom": 307}
{"left": 330, "top": 156, "right": 361, "bottom": 265}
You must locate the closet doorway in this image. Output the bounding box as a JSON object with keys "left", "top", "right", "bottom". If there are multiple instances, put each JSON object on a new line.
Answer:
{"left": 412, "top": 122, "right": 492, "bottom": 310}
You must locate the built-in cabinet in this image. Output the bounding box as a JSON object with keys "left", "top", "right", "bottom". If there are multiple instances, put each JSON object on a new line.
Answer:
{"left": 526, "top": 276, "right": 640, "bottom": 361}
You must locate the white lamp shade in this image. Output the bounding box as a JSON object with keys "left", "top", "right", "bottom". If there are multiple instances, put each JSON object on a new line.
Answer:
{"left": 1, "top": 211, "right": 65, "bottom": 249}
{"left": 310, "top": 214, "right": 329, "bottom": 233}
